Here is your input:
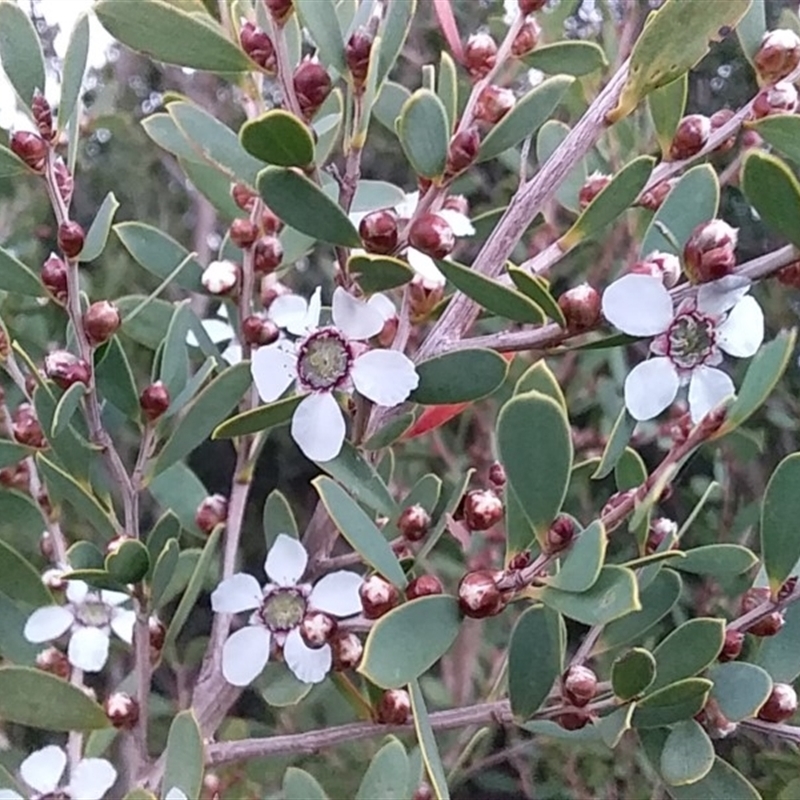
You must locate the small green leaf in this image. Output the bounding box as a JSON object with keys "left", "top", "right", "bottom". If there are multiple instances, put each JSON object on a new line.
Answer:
{"left": 408, "top": 680, "right": 450, "bottom": 800}
{"left": 106, "top": 538, "right": 150, "bottom": 584}
{"left": 374, "top": 81, "right": 411, "bottom": 132}
{"left": 0, "top": 144, "right": 33, "bottom": 178}
{"left": 295, "top": 0, "right": 345, "bottom": 74}
{"left": 737, "top": 0, "right": 767, "bottom": 64}
{"left": 0, "top": 439, "right": 30, "bottom": 470}
{"left": 0, "top": 539, "right": 52, "bottom": 607}
{"left": 437, "top": 51, "right": 458, "bottom": 133}
{"left": 363, "top": 412, "right": 416, "bottom": 450}
{"left": 514, "top": 361, "right": 566, "bottom": 408}
{"left": 263, "top": 489, "right": 298, "bottom": 548}
{"left": 0, "top": 246, "right": 45, "bottom": 297}
{"left": 748, "top": 115, "right": 800, "bottom": 165}
{"left": 180, "top": 158, "right": 241, "bottom": 220}
{"left": 415, "top": 469, "right": 474, "bottom": 563}
{"left": 95, "top": 338, "right": 140, "bottom": 419}
{"left": 666, "top": 759, "right": 760, "bottom": 800}
{"left": 51, "top": 383, "right": 85, "bottom": 439}
{"left": 742, "top": 150, "right": 800, "bottom": 249}
{"left": 411, "top": 349, "right": 508, "bottom": 405}
{"left": 761, "top": 453, "right": 800, "bottom": 594}
{"left": 545, "top": 521, "right": 606, "bottom": 593}
{"left": 359, "top": 596, "right": 461, "bottom": 688}
{"left": 508, "top": 605, "right": 565, "bottom": 718}
{"left": 596, "top": 704, "right": 635, "bottom": 749}
{"left": 58, "top": 12, "right": 90, "bottom": 131}
{"left": 0, "top": 1, "right": 45, "bottom": 108}
{"left": 148, "top": 463, "right": 206, "bottom": 534}
{"left": 674, "top": 544, "right": 758, "bottom": 577}
{"left": 651, "top": 618, "right": 724, "bottom": 691}
{"left": 593, "top": 407, "right": 637, "bottom": 480}
{"left": 283, "top": 768, "right": 329, "bottom": 800}
{"left": 612, "top": 648, "right": 656, "bottom": 701}
{"left": 507, "top": 269, "right": 566, "bottom": 325}
{"left": 61, "top": 569, "right": 125, "bottom": 592}
{"left": 648, "top": 74, "right": 687, "bottom": 158}
{"left": 376, "top": 0, "right": 415, "bottom": 86}
{"left": 80, "top": 192, "right": 120, "bottom": 262}
{"left": 536, "top": 120, "right": 589, "bottom": 212}
{"left": 356, "top": 737, "right": 409, "bottom": 800}
{"left": 755, "top": 601, "right": 800, "bottom": 682}
{"left": 151, "top": 538, "right": 180, "bottom": 609}
{"left": 213, "top": 395, "right": 303, "bottom": 440}
{"left": 0, "top": 666, "right": 109, "bottom": 730}
{"left": 239, "top": 110, "right": 315, "bottom": 167}
{"left": 67, "top": 541, "right": 105, "bottom": 571}
{"left": 397, "top": 89, "right": 450, "bottom": 178}
{"left": 117, "top": 295, "right": 174, "bottom": 350}
{"left": 350, "top": 255, "right": 414, "bottom": 293}
{"left": 660, "top": 720, "right": 715, "bottom": 786}
{"left": 159, "top": 302, "right": 191, "bottom": 398}
{"left": 632, "top": 678, "right": 712, "bottom": 728}
{"left": 162, "top": 711, "right": 204, "bottom": 800}
{"left": 143, "top": 113, "right": 200, "bottom": 162}
{"left": 708, "top": 662, "right": 772, "bottom": 722}
{"left": 523, "top": 41, "right": 608, "bottom": 76}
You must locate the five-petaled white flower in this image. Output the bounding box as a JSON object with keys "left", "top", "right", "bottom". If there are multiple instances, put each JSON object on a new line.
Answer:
{"left": 211, "top": 534, "right": 363, "bottom": 686}
{"left": 602, "top": 274, "right": 764, "bottom": 422}
{"left": 0, "top": 745, "right": 116, "bottom": 800}
{"left": 186, "top": 304, "right": 241, "bottom": 365}
{"left": 23, "top": 580, "right": 135, "bottom": 673}
{"left": 250, "top": 287, "right": 418, "bottom": 462}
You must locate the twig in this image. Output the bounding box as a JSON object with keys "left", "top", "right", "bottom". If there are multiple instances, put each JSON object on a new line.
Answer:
{"left": 741, "top": 718, "right": 800, "bottom": 743}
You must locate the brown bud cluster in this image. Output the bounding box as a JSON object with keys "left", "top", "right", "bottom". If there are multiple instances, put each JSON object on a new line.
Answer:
{"left": 637, "top": 178, "right": 675, "bottom": 212}
{"left": 10, "top": 130, "right": 48, "bottom": 172}
{"left": 253, "top": 236, "right": 283, "bottom": 274}
{"left": 511, "top": 19, "right": 541, "bottom": 57}
{"left": 105, "top": 692, "right": 140, "bottom": 729}
{"left": 562, "top": 665, "right": 598, "bottom": 707}
{"left": 754, "top": 28, "right": 800, "bottom": 84}
{"left": 195, "top": 494, "right": 228, "bottom": 534}
{"left": 299, "top": 611, "right": 337, "bottom": 649}
{"left": 293, "top": 60, "right": 332, "bottom": 119}
{"left": 558, "top": 284, "right": 601, "bottom": 332}
{"left": 457, "top": 569, "right": 505, "bottom": 618}
{"left": 36, "top": 647, "right": 71, "bottom": 680}
{"left": 32, "top": 90, "right": 54, "bottom": 141}
{"left": 462, "top": 488, "right": 504, "bottom": 531}
{"left": 545, "top": 514, "right": 576, "bottom": 554}
{"left": 683, "top": 219, "right": 738, "bottom": 284}
{"left": 41, "top": 253, "right": 68, "bottom": 303}
{"left": 464, "top": 33, "right": 497, "bottom": 80}
{"left": 629, "top": 251, "right": 681, "bottom": 288}
{"left": 44, "top": 350, "right": 91, "bottom": 390}
{"left": 718, "top": 628, "right": 744, "bottom": 662}
{"left": 360, "top": 574, "right": 399, "bottom": 619}
{"left": 359, "top": 209, "right": 398, "bottom": 255}
{"left": 578, "top": 172, "right": 611, "bottom": 210}
{"left": 398, "top": 504, "right": 431, "bottom": 542}
{"left": 58, "top": 221, "right": 85, "bottom": 259}
{"left": 265, "top": 0, "right": 294, "bottom": 25}
{"left": 740, "top": 587, "right": 785, "bottom": 637}
{"left": 668, "top": 114, "right": 711, "bottom": 161}
{"left": 752, "top": 81, "right": 798, "bottom": 119}
{"left": 408, "top": 214, "right": 455, "bottom": 260}
{"left": 488, "top": 461, "right": 507, "bottom": 487}
{"left": 331, "top": 630, "right": 363, "bottom": 671}
{"left": 475, "top": 85, "right": 515, "bottom": 125}
{"left": 229, "top": 218, "right": 259, "bottom": 249}
{"left": 709, "top": 108, "right": 737, "bottom": 154}
{"left": 406, "top": 574, "right": 443, "bottom": 600}
{"left": 12, "top": 404, "right": 46, "bottom": 449}
{"left": 757, "top": 683, "right": 797, "bottom": 723}
{"left": 345, "top": 28, "right": 372, "bottom": 87}
{"left": 140, "top": 381, "right": 170, "bottom": 422}
{"left": 242, "top": 315, "right": 280, "bottom": 347}
{"left": 83, "top": 301, "right": 121, "bottom": 345}
{"left": 232, "top": 182, "right": 257, "bottom": 212}
{"left": 446, "top": 127, "right": 480, "bottom": 176}
{"left": 377, "top": 689, "right": 411, "bottom": 725}
{"left": 239, "top": 21, "right": 276, "bottom": 72}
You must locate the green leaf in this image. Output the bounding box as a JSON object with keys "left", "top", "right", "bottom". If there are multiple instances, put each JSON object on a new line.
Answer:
{"left": 607, "top": 0, "right": 752, "bottom": 123}
{"left": 545, "top": 521, "right": 606, "bottom": 593}
{"left": 479, "top": 76, "right": 575, "bottom": 163}
{"left": 95, "top": 338, "right": 140, "bottom": 419}
{"left": 648, "top": 75, "right": 688, "bottom": 158}
{"left": 514, "top": 361, "right": 566, "bottom": 408}
{"left": 374, "top": 81, "right": 411, "bottom": 132}
{"left": 507, "top": 269, "right": 566, "bottom": 325}
{"left": 114, "top": 222, "right": 204, "bottom": 292}
{"left": 666, "top": 759, "right": 761, "bottom": 800}
{"left": 162, "top": 711, "right": 204, "bottom": 800}
{"left": 153, "top": 362, "right": 252, "bottom": 475}
{"left": 0, "top": 593, "right": 39, "bottom": 666}
{"left": 612, "top": 647, "right": 656, "bottom": 701}
{"left": 295, "top": 0, "right": 345, "bottom": 74}
{"left": 59, "top": 11, "right": 89, "bottom": 131}
{"left": 258, "top": 166, "right": 361, "bottom": 247}
{"left": 359, "top": 596, "right": 461, "bottom": 688}
{"left": 80, "top": 192, "right": 120, "bottom": 262}
{"left": 148, "top": 463, "right": 206, "bottom": 534}
{"left": 523, "top": 41, "right": 608, "bottom": 76}
{"left": 356, "top": 737, "right": 409, "bottom": 800}
{"left": 660, "top": 720, "right": 715, "bottom": 786}
{"left": 151, "top": 538, "right": 180, "bottom": 609}
{"left": 761, "top": 453, "right": 800, "bottom": 594}
{"left": 755, "top": 601, "right": 800, "bottom": 682}
{"left": 593, "top": 407, "right": 637, "bottom": 479}
{"left": 363, "top": 412, "right": 415, "bottom": 450}
{"left": 708, "top": 662, "right": 772, "bottom": 722}
{"left": 408, "top": 680, "right": 450, "bottom": 800}
{"left": 651, "top": 618, "right": 724, "bottom": 691}
{"left": 434, "top": 259, "right": 544, "bottom": 324}
{"left": 62, "top": 568, "right": 125, "bottom": 592}
{"left": 633, "top": 678, "right": 712, "bottom": 728}
{"left": 437, "top": 51, "right": 458, "bottom": 133}
{"left": 415, "top": 469, "right": 473, "bottom": 563}
{"left": 641, "top": 164, "right": 719, "bottom": 256}
{"left": 106, "top": 539, "right": 150, "bottom": 584}
{"left": 263, "top": 489, "right": 298, "bottom": 548}
{"left": 541, "top": 566, "right": 640, "bottom": 625}
{"left": 117, "top": 295, "right": 174, "bottom": 350}
{"left": 412, "top": 349, "right": 507, "bottom": 405}
{"left": 143, "top": 113, "right": 201, "bottom": 162}
{"left": 560, "top": 156, "right": 654, "bottom": 249}
{"left": 257, "top": 662, "right": 312, "bottom": 707}
{"left": 0, "top": 1, "right": 45, "bottom": 108}
{"left": 397, "top": 89, "right": 450, "bottom": 178}
{"left": 376, "top": 0, "right": 415, "bottom": 85}
{"left": 0, "top": 144, "right": 33, "bottom": 178}
{"left": 748, "top": 115, "right": 800, "bottom": 165}
{"left": 95, "top": 0, "right": 251, "bottom": 72}
{"left": 596, "top": 704, "right": 635, "bottom": 748}
{"left": 737, "top": 0, "right": 767, "bottom": 63}
{"left": 213, "top": 395, "right": 303, "bottom": 439}
{"left": 68, "top": 541, "right": 105, "bottom": 571}
{"left": 674, "top": 544, "right": 757, "bottom": 577}
{"left": 239, "top": 110, "right": 315, "bottom": 167}
{"left": 0, "top": 539, "right": 52, "bottom": 607}
{"left": 124, "top": 791, "right": 157, "bottom": 800}
{"left": 536, "top": 120, "right": 587, "bottom": 212}
{"left": 0, "top": 439, "right": 30, "bottom": 470}
{"left": 497, "top": 391, "right": 572, "bottom": 538}
{"left": 283, "top": 768, "right": 330, "bottom": 800}
{"left": 159, "top": 302, "right": 191, "bottom": 397}
{"left": 0, "top": 666, "right": 109, "bottom": 730}
{"left": 742, "top": 150, "right": 800, "bottom": 249}
{"left": 0, "top": 246, "right": 45, "bottom": 297}
{"left": 180, "top": 158, "right": 241, "bottom": 220}
{"left": 51, "top": 383, "right": 85, "bottom": 439}
{"left": 350, "top": 254, "right": 414, "bottom": 293}
{"left": 508, "top": 605, "right": 565, "bottom": 718}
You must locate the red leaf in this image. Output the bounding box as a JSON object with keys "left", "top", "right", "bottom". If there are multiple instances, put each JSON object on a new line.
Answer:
{"left": 433, "top": 0, "right": 464, "bottom": 63}
{"left": 403, "top": 402, "right": 469, "bottom": 439}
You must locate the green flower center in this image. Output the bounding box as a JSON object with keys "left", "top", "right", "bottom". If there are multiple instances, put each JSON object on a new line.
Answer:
{"left": 74, "top": 599, "right": 112, "bottom": 628}
{"left": 667, "top": 310, "right": 716, "bottom": 370}
{"left": 261, "top": 589, "right": 306, "bottom": 632}
{"left": 296, "top": 328, "right": 352, "bottom": 391}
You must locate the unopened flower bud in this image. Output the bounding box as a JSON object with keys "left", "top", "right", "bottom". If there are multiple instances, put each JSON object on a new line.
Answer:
{"left": 645, "top": 517, "right": 678, "bottom": 555}
{"left": 446, "top": 126, "right": 481, "bottom": 175}
{"left": 140, "top": 381, "right": 170, "bottom": 422}
{"left": 518, "top": 0, "right": 547, "bottom": 12}
{"left": 511, "top": 19, "right": 541, "bottom": 57}
{"left": 42, "top": 568, "right": 67, "bottom": 592}
{"left": 742, "top": 129, "right": 763, "bottom": 150}
{"left": 232, "top": 182, "right": 257, "bottom": 212}
{"left": 360, "top": 574, "right": 400, "bottom": 619}
{"left": 300, "top": 611, "right": 337, "bottom": 648}
{"left": 683, "top": 219, "right": 738, "bottom": 284}
{"left": 253, "top": 236, "right": 283, "bottom": 274}
{"left": 377, "top": 313, "right": 398, "bottom": 348}
{"left": 261, "top": 277, "right": 291, "bottom": 309}
{"left": 475, "top": 85, "right": 515, "bottom": 124}
{"left": 41, "top": 253, "right": 68, "bottom": 303}
{"left": 242, "top": 315, "right": 280, "bottom": 347}
{"left": 740, "top": 587, "right": 785, "bottom": 637}
{"left": 36, "top": 647, "right": 71, "bottom": 680}
{"left": 508, "top": 551, "right": 531, "bottom": 570}
{"left": 778, "top": 260, "right": 800, "bottom": 288}
{"left": 556, "top": 710, "right": 594, "bottom": 730}
{"left": 346, "top": 28, "right": 372, "bottom": 87}
{"left": 12, "top": 404, "right": 46, "bottom": 449}
{"left": 412, "top": 784, "right": 434, "bottom": 800}
{"left": 562, "top": 665, "right": 598, "bottom": 707}
{"left": 229, "top": 218, "right": 259, "bottom": 249}
{"left": 261, "top": 205, "right": 283, "bottom": 235}
{"left": 32, "top": 90, "right": 54, "bottom": 141}
{"left": 487, "top": 463, "right": 506, "bottom": 489}
{"left": 578, "top": 172, "right": 610, "bottom": 210}
{"left": 406, "top": 574, "right": 443, "bottom": 600}
{"left": 752, "top": 81, "right": 798, "bottom": 119}
{"left": 195, "top": 494, "right": 228, "bottom": 534}
{"left": 58, "top": 220, "right": 85, "bottom": 259}
{"left": 293, "top": 60, "right": 332, "bottom": 119}
{"left": 629, "top": 251, "right": 681, "bottom": 288}
{"left": 331, "top": 630, "right": 363, "bottom": 670}
{"left": 709, "top": 108, "right": 737, "bottom": 154}
{"left": 265, "top": 0, "right": 294, "bottom": 24}
{"left": 457, "top": 569, "right": 505, "bottom": 618}
{"left": 408, "top": 275, "right": 444, "bottom": 321}
{"left": 359, "top": 210, "right": 398, "bottom": 255}
{"left": 149, "top": 615, "right": 166, "bottom": 664}
{"left": 668, "top": 114, "right": 711, "bottom": 161}
{"left": 638, "top": 178, "right": 675, "bottom": 211}
{"left": 719, "top": 629, "right": 744, "bottom": 662}
{"left": 463, "top": 488, "right": 504, "bottom": 531}
{"left": 201, "top": 260, "right": 239, "bottom": 295}
{"left": 464, "top": 32, "right": 497, "bottom": 80}
{"left": 545, "top": 514, "right": 576, "bottom": 554}
{"left": 45, "top": 350, "right": 91, "bottom": 390}
{"left": 398, "top": 504, "right": 431, "bottom": 542}
{"left": 696, "top": 697, "right": 737, "bottom": 738}
{"left": 105, "top": 692, "right": 140, "bottom": 729}
{"left": 10, "top": 130, "right": 48, "bottom": 172}
{"left": 239, "top": 21, "right": 276, "bottom": 71}
{"left": 408, "top": 213, "right": 455, "bottom": 259}
{"left": 377, "top": 689, "right": 411, "bottom": 724}
{"left": 779, "top": 576, "right": 798, "bottom": 602}
{"left": 754, "top": 28, "right": 800, "bottom": 84}
{"left": 557, "top": 283, "right": 601, "bottom": 332}
{"left": 83, "top": 301, "right": 121, "bottom": 345}
{"left": 758, "top": 683, "right": 797, "bottom": 722}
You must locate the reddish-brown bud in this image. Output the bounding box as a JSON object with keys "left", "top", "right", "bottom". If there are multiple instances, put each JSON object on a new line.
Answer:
{"left": 740, "top": 586, "right": 785, "bottom": 637}
{"left": 629, "top": 251, "right": 681, "bottom": 289}
{"left": 377, "top": 313, "right": 398, "bottom": 348}
{"left": 758, "top": 683, "right": 797, "bottom": 722}
{"left": 562, "top": 665, "right": 598, "bottom": 707}
{"left": 518, "top": 0, "right": 547, "bottom": 12}
{"left": 464, "top": 33, "right": 497, "bottom": 80}
{"left": 345, "top": 28, "right": 372, "bottom": 87}
{"left": 45, "top": 350, "right": 91, "bottom": 390}
{"left": 53, "top": 158, "right": 74, "bottom": 205}
{"left": 752, "top": 81, "right": 798, "bottom": 119}
{"left": 558, "top": 283, "right": 601, "bottom": 332}
{"left": 511, "top": 19, "right": 541, "bottom": 57}
{"left": 754, "top": 28, "right": 800, "bottom": 84}
{"left": 377, "top": 689, "right": 412, "bottom": 724}
{"left": 742, "top": 129, "right": 763, "bottom": 150}
{"left": 42, "top": 568, "right": 67, "bottom": 592}
{"left": 408, "top": 275, "right": 445, "bottom": 321}
{"left": 229, "top": 218, "right": 259, "bottom": 249}
{"left": 475, "top": 85, "right": 515, "bottom": 124}
{"left": 58, "top": 220, "right": 85, "bottom": 259}
{"left": 508, "top": 551, "right": 531, "bottom": 571}
{"left": 253, "top": 236, "right": 283, "bottom": 274}
{"left": 488, "top": 461, "right": 507, "bottom": 488}
{"left": 195, "top": 494, "right": 228, "bottom": 534}
{"left": 458, "top": 569, "right": 505, "bottom": 618}
{"left": 446, "top": 126, "right": 481, "bottom": 175}
{"left": 637, "top": 178, "right": 676, "bottom": 211}
{"left": 83, "top": 300, "right": 121, "bottom": 346}
{"left": 239, "top": 21, "right": 276, "bottom": 72}
{"left": 683, "top": 219, "right": 738, "bottom": 284}
{"left": 696, "top": 697, "right": 737, "bottom": 738}
{"left": 408, "top": 213, "right": 455, "bottom": 259}
{"left": 32, "top": 90, "right": 54, "bottom": 141}
{"left": 545, "top": 514, "right": 576, "bottom": 555}
{"left": 265, "top": 0, "right": 294, "bottom": 25}
{"left": 41, "top": 253, "right": 68, "bottom": 303}
{"left": 293, "top": 60, "right": 332, "bottom": 119}
{"left": 35, "top": 647, "right": 71, "bottom": 680}
{"left": 242, "top": 315, "right": 280, "bottom": 347}
{"left": 360, "top": 574, "right": 400, "bottom": 619}
{"left": 556, "top": 710, "right": 594, "bottom": 730}
{"left": 140, "top": 381, "right": 170, "bottom": 422}
{"left": 359, "top": 209, "right": 398, "bottom": 255}
{"left": 201, "top": 260, "right": 240, "bottom": 295}
{"left": 779, "top": 576, "right": 798, "bottom": 602}
{"left": 260, "top": 205, "right": 283, "bottom": 235}
{"left": 398, "top": 504, "right": 431, "bottom": 542}
{"left": 105, "top": 692, "right": 140, "bottom": 729}
{"left": 149, "top": 615, "right": 167, "bottom": 664}
{"left": 719, "top": 629, "right": 744, "bottom": 662}
{"left": 463, "top": 488, "right": 504, "bottom": 531}
{"left": 578, "top": 172, "right": 611, "bottom": 210}
{"left": 412, "top": 784, "right": 434, "bottom": 800}
{"left": 645, "top": 517, "right": 678, "bottom": 555}
{"left": 668, "top": 114, "right": 711, "bottom": 161}
{"left": 778, "top": 260, "right": 800, "bottom": 288}
{"left": 331, "top": 630, "right": 363, "bottom": 670}
{"left": 10, "top": 130, "right": 48, "bottom": 172}
{"left": 11, "top": 403, "right": 46, "bottom": 449}
{"left": 300, "top": 611, "right": 337, "bottom": 648}
{"left": 406, "top": 574, "right": 444, "bottom": 600}
{"left": 232, "top": 182, "right": 257, "bottom": 212}
{"left": 261, "top": 277, "right": 291, "bottom": 309}
{"left": 709, "top": 108, "right": 737, "bottom": 154}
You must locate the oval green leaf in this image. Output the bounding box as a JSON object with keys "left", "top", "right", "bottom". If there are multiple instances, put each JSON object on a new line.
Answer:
{"left": 0, "top": 247, "right": 45, "bottom": 297}
{"left": 283, "top": 768, "right": 329, "bottom": 800}
{"left": 240, "top": 110, "right": 315, "bottom": 167}
{"left": 632, "top": 677, "right": 712, "bottom": 729}
{"left": 350, "top": 255, "right": 414, "bottom": 293}
{"left": 106, "top": 538, "right": 150, "bottom": 584}
{"left": 397, "top": 89, "right": 449, "bottom": 178}
{"left": 0, "top": 539, "right": 52, "bottom": 607}
{"left": 213, "top": 394, "right": 304, "bottom": 439}
{"left": 411, "top": 348, "right": 508, "bottom": 405}
{"left": 507, "top": 269, "right": 566, "bottom": 325}
{"left": 742, "top": 150, "right": 800, "bottom": 249}
{"left": 650, "top": 617, "right": 724, "bottom": 691}
{"left": 748, "top": 114, "right": 800, "bottom": 165}
{"left": 162, "top": 711, "right": 204, "bottom": 800}
{"left": 611, "top": 647, "right": 656, "bottom": 701}
{"left": 545, "top": 520, "right": 606, "bottom": 593}
{"left": 523, "top": 41, "right": 608, "bottom": 76}
{"left": 648, "top": 74, "right": 687, "bottom": 158}
{"left": 295, "top": 0, "right": 346, "bottom": 74}
{"left": 761, "top": 452, "right": 800, "bottom": 594}
{"left": 0, "top": 1, "right": 45, "bottom": 108}
{"left": 408, "top": 680, "right": 449, "bottom": 800}
{"left": 356, "top": 738, "right": 409, "bottom": 800}
{"left": 755, "top": 601, "right": 800, "bottom": 682}
{"left": 673, "top": 544, "right": 758, "bottom": 577}
{"left": 80, "top": 192, "right": 120, "bottom": 262}
{"left": 660, "top": 719, "right": 715, "bottom": 786}
{"left": 708, "top": 662, "right": 772, "bottom": 722}
{"left": 58, "top": 12, "right": 90, "bottom": 131}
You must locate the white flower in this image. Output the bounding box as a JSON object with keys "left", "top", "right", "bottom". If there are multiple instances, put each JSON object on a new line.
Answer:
{"left": 211, "top": 534, "right": 363, "bottom": 686}
{"left": 602, "top": 274, "right": 764, "bottom": 423}
{"left": 164, "top": 789, "right": 188, "bottom": 800}
{"left": 0, "top": 745, "right": 116, "bottom": 800}
{"left": 186, "top": 304, "right": 241, "bottom": 365}
{"left": 250, "top": 287, "right": 419, "bottom": 462}
{"left": 201, "top": 259, "right": 238, "bottom": 295}
{"left": 502, "top": 0, "right": 518, "bottom": 24}
{"left": 23, "top": 581, "right": 134, "bottom": 672}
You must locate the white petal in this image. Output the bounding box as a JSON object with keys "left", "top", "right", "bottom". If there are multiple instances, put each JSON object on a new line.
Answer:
{"left": 624, "top": 358, "right": 680, "bottom": 421}
{"left": 304, "top": 287, "right": 323, "bottom": 330}
{"left": 68, "top": 626, "right": 110, "bottom": 672}
{"left": 221, "top": 342, "right": 243, "bottom": 365}
{"left": 69, "top": 759, "right": 117, "bottom": 800}
{"left": 309, "top": 571, "right": 363, "bottom": 617}
{"left": 20, "top": 746, "right": 66, "bottom": 794}
{"left": 717, "top": 296, "right": 764, "bottom": 357}
{"left": 265, "top": 534, "right": 308, "bottom": 586}
{"left": 696, "top": 275, "right": 751, "bottom": 315}
{"left": 283, "top": 628, "right": 331, "bottom": 684}
{"left": 24, "top": 605, "right": 73, "bottom": 643}
{"left": 601, "top": 274, "right": 674, "bottom": 336}
{"left": 100, "top": 589, "right": 130, "bottom": 607}
{"left": 367, "top": 293, "right": 396, "bottom": 321}
{"left": 436, "top": 209, "right": 474, "bottom": 237}
{"left": 688, "top": 366, "right": 735, "bottom": 423}
{"left": 395, "top": 191, "right": 419, "bottom": 218}
{"left": 211, "top": 573, "right": 263, "bottom": 613}
{"left": 291, "top": 392, "right": 346, "bottom": 463}
{"left": 351, "top": 350, "right": 419, "bottom": 406}
{"left": 406, "top": 249, "right": 445, "bottom": 286}
{"left": 270, "top": 294, "right": 309, "bottom": 335}
{"left": 332, "top": 287, "right": 385, "bottom": 340}
{"left": 165, "top": 789, "right": 188, "bottom": 800}
{"left": 66, "top": 580, "right": 89, "bottom": 604}
{"left": 221, "top": 625, "right": 271, "bottom": 686}
{"left": 251, "top": 344, "right": 297, "bottom": 402}
{"left": 0, "top": 790, "right": 23, "bottom": 799}
{"left": 186, "top": 318, "right": 233, "bottom": 347}
{"left": 110, "top": 609, "right": 135, "bottom": 644}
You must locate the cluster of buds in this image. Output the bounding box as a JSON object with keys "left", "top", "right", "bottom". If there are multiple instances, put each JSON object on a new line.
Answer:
{"left": 488, "top": 461, "right": 506, "bottom": 487}
{"left": 40, "top": 254, "right": 68, "bottom": 302}
{"left": 32, "top": 91, "right": 54, "bottom": 141}
{"left": 265, "top": 0, "right": 293, "bottom": 25}
{"left": 229, "top": 218, "right": 258, "bottom": 249}
{"left": 239, "top": 21, "right": 276, "bottom": 71}
{"left": 511, "top": 19, "right": 541, "bottom": 58}
{"left": 718, "top": 628, "right": 744, "bottom": 662}
{"left": 261, "top": 276, "right": 291, "bottom": 309}
{"left": 629, "top": 251, "right": 681, "bottom": 288}
{"left": 475, "top": 85, "right": 515, "bottom": 125}
{"left": 232, "top": 182, "right": 257, "bottom": 213}
{"left": 457, "top": 569, "right": 507, "bottom": 618}
{"left": 241, "top": 314, "right": 280, "bottom": 347}
{"left": 561, "top": 665, "right": 598, "bottom": 707}
{"left": 406, "top": 574, "right": 443, "bottom": 600}
{"left": 359, "top": 209, "right": 398, "bottom": 255}
{"left": 464, "top": 33, "right": 497, "bottom": 80}
{"left": 11, "top": 404, "right": 46, "bottom": 449}
{"left": 253, "top": 236, "right": 284, "bottom": 274}
{"left": 58, "top": 220, "right": 85, "bottom": 260}
{"left": 754, "top": 28, "right": 800, "bottom": 84}
{"left": 376, "top": 688, "right": 411, "bottom": 724}
{"left": 140, "top": 381, "right": 170, "bottom": 422}
{"left": 752, "top": 81, "right": 798, "bottom": 119}
{"left": 578, "top": 171, "right": 611, "bottom": 209}
{"left": 360, "top": 574, "right": 400, "bottom": 619}
{"left": 446, "top": 126, "right": 481, "bottom": 177}
{"left": 739, "top": 587, "right": 785, "bottom": 637}
{"left": 331, "top": 630, "right": 363, "bottom": 671}
{"left": 645, "top": 517, "right": 678, "bottom": 555}
{"left": 668, "top": 114, "right": 711, "bottom": 161}
{"left": 104, "top": 692, "right": 140, "bottom": 729}
{"left": 345, "top": 27, "right": 373, "bottom": 88}
{"left": 544, "top": 514, "right": 577, "bottom": 555}
{"left": 461, "top": 488, "right": 504, "bottom": 531}
{"left": 44, "top": 350, "right": 91, "bottom": 390}
{"left": 35, "top": 646, "right": 71, "bottom": 680}
{"left": 777, "top": 259, "right": 800, "bottom": 289}
{"left": 83, "top": 301, "right": 121, "bottom": 346}
{"left": 398, "top": 504, "right": 431, "bottom": 542}
{"left": 557, "top": 284, "right": 601, "bottom": 332}
{"left": 408, "top": 213, "right": 455, "bottom": 260}
{"left": 9, "top": 130, "right": 48, "bottom": 173}
{"left": 0, "top": 459, "right": 31, "bottom": 493}
{"left": 195, "top": 493, "right": 229, "bottom": 534}
{"left": 757, "top": 682, "right": 797, "bottom": 722}
{"left": 683, "top": 219, "right": 738, "bottom": 284}
{"left": 293, "top": 59, "right": 332, "bottom": 119}
{"left": 637, "top": 178, "right": 675, "bottom": 212}
{"left": 201, "top": 259, "right": 240, "bottom": 295}
{"left": 299, "top": 611, "right": 338, "bottom": 649}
